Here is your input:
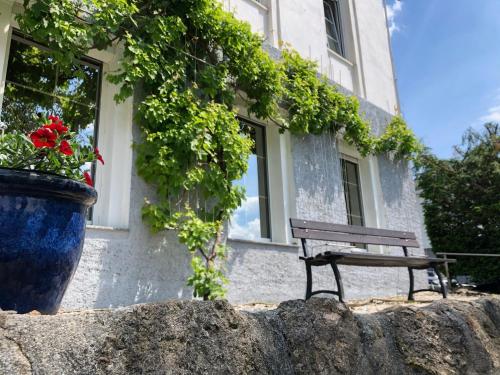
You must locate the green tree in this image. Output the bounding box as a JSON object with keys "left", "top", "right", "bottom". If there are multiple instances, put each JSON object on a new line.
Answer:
{"left": 416, "top": 123, "right": 500, "bottom": 283}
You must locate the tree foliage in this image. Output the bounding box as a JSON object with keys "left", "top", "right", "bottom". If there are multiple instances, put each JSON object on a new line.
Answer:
{"left": 18, "top": 0, "right": 422, "bottom": 299}
{"left": 416, "top": 123, "right": 500, "bottom": 283}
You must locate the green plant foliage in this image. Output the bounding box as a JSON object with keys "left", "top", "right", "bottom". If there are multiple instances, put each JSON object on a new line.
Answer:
{"left": 416, "top": 123, "right": 500, "bottom": 283}
{"left": 17, "top": 0, "right": 422, "bottom": 300}
{"left": 375, "top": 115, "right": 424, "bottom": 159}
{"left": 279, "top": 49, "right": 374, "bottom": 156}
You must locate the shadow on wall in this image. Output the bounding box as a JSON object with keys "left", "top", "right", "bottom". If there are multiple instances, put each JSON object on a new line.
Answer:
{"left": 92, "top": 158, "right": 194, "bottom": 308}
{"left": 224, "top": 239, "right": 305, "bottom": 303}
{"left": 63, "top": 124, "right": 194, "bottom": 310}
{"left": 377, "top": 155, "right": 406, "bottom": 208}
{"left": 291, "top": 133, "right": 347, "bottom": 223}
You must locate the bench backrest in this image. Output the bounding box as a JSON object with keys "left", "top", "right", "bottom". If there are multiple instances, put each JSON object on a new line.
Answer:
{"left": 290, "top": 219, "right": 419, "bottom": 252}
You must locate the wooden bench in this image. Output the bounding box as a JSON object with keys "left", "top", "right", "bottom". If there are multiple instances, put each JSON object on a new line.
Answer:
{"left": 290, "top": 218, "right": 456, "bottom": 302}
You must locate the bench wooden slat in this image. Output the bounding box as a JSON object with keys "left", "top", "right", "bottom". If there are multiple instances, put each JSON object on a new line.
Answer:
{"left": 291, "top": 217, "right": 454, "bottom": 301}
{"left": 292, "top": 228, "right": 420, "bottom": 248}
{"left": 302, "top": 251, "right": 455, "bottom": 269}
{"left": 290, "top": 218, "right": 417, "bottom": 240}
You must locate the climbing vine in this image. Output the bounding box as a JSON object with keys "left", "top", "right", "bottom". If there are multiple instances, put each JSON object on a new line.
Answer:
{"left": 17, "top": 0, "right": 422, "bottom": 300}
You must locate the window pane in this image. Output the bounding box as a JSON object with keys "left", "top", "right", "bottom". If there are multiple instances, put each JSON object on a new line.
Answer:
{"left": 259, "top": 196, "right": 270, "bottom": 238}
{"left": 55, "top": 63, "right": 100, "bottom": 107}
{"left": 347, "top": 182, "right": 363, "bottom": 221}
{"left": 341, "top": 159, "right": 365, "bottom": 227}
{"left": 323, "top": 0, "right": 345, "bottom": 56}
{"left": 229, "top": 120, "right": 270, "bottom": 240}
{"left": 2, "top": 32, "right": 101, "bottom": 143}
{"left": 350, "top": 215, "right": 363, "bottom": 227}
{"left": 345, "top": 161, "right": 358, "bottom": 186}
{"left": 1, "top": 32, "right": 102, "bottom": 221}
{"left": 6, "top": 37, "right": 57, "bottom": 95}
{"left": 1, "top": 82, "right": 54, "bottom": 133}
{"left": 53, "top": 99, "right": 97, "bottom": 145}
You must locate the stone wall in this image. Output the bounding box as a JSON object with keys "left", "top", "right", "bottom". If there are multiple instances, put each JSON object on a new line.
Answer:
{"left": 2, "top": 298, "right": 500, "bottom": 374}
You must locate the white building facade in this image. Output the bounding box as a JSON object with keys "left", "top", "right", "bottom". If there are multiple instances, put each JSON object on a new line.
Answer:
{"left": 0, "top": 0, "right": 427, "bottom": 308}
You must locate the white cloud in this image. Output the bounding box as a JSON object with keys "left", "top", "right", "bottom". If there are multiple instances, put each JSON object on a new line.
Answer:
{"left": 228, "top": 218, "right": 261, "bottom": 241}
{"left": 479, "top": 105, "right": 500, "bottom": 123}
{"left": 228, "top": 196, "right": 262, "bottom": 240}
{"left": 478, "top": 88, "right": 500, "bottom": 124}
{"left": 386, "top": 0, "right": 403, "bottom": 36}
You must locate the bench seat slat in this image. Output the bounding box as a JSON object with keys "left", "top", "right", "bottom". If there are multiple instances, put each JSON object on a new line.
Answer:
{"left": 292, "top": 228, "right": 420, "bottom": 248}
{"left": 301, "top": 251, "right": 456, "bottom": 269}
{"left": 290, "top": 219, "right": 417, "bottom": 240}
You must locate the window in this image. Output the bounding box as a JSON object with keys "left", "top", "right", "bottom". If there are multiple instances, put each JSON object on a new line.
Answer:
{"left": 341, "top": 158, "right": 364, "bottom": 226}
{"left": 324, "top": 0, "right": 345, "bottom": 56}
{"left": 229, "top": 120, "right": 270, "bottom": 240}
{"left": 1, "top": 31, "right": 102, "bottom": 175}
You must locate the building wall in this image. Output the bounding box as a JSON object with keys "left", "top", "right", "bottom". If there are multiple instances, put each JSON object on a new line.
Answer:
{"left": 0, "top": 0, "right": 427, "bottom": 308}
{"left": 62, "top": 97, "right": 427, "bottom": 309}
{"left": 224, "top": 0, "right": 399, "bottom": 113}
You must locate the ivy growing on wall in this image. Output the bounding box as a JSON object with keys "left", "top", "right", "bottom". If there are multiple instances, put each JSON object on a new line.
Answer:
{"left": 18, "top": 0, "right": 422, "bottom": 300}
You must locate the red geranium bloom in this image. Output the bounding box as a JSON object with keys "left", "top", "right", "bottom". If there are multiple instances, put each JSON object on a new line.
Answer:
{"left": 94, "top": 147, "right": 104, "bottom": 165}
{"left": 83, "top": 171, "right": 93, "bottom": 187}
{"left": 44, "top": 116, "right": 68, "bottom": 134}
{"left": 30, "top": 127, "right": 57, "bottom": 148}
{"left": 44, "top": 122, "right": 68, "bottom": 134}
{"left": 59, "top": 140, "right": 73, "bottom": 156}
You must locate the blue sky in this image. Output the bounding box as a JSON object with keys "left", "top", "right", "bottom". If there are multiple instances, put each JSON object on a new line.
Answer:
{"left": 386, "top": 0, "right": 500, "bottom": 158}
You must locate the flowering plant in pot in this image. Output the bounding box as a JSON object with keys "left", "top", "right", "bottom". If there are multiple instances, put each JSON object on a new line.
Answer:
{"left": 0, "top": 116, "right": 103, "bottom": 314}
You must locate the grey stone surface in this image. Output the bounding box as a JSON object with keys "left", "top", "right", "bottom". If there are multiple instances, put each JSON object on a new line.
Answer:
{"left": 2, "top": 298, "right": 500, "bottom": 374}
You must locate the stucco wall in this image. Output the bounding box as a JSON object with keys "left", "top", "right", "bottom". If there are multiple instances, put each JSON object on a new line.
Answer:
{"left": 61, "top": 95, "right": 427, "bottom": 309}
{"left": 224, "top": 0, "right": 399, "bottom": 114}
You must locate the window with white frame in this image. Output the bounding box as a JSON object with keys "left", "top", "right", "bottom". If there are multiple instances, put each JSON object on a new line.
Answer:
{"left": 229, "top": 119, "right": 271, "bottom": 240}
{"left": 323, "top": 0, "right": 345, "bottom": 56}
{"left": 1, "top": 30, "right": 102, "bottom": 186}
{"left": 341, "top": 157, "right": 364, "bottom": 227}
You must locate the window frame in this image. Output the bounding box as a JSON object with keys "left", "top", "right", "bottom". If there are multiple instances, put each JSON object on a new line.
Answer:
{"left": 3, "top": 29, "right": 104, "bottom": 220}
{"left": 323, "top": 0, "right": 345, "bottom": 57}
{"left": 340, "top": 156, "right": 365, "bottom": 227}
{"left": 0, "top": 9, "right": 134, "bottom": 230}
{"left": 229, "top": 117, "right": 272, "bottom": 240}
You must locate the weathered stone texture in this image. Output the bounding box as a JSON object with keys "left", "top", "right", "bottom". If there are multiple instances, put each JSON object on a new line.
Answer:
{"left": 1, "top": 297, "right": 500, "bottom": 374}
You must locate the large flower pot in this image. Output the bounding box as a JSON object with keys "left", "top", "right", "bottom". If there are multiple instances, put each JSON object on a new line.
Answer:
{"left": 0, "top": 168, "right": 97, "bottom": 314}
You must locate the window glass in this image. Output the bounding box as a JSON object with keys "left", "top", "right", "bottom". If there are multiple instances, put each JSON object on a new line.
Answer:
{"left": 229, "top": 120, "right": 271, "bottom": 240}
{"left": 1, "top": 32, "right": 102, "bottom": 220}
{"left": 1, "top": 32, "right": 101, "bottom": 148}
{"left": 341, "top": 158, "right": 364, "bottom": 226}
{"left": 324, "top": 0, "right": 345, "bottom": 56}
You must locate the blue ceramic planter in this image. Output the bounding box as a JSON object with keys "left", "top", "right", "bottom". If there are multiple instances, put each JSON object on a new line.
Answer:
{"left": 0, "top": 168, "right": 97, "bottom": 314}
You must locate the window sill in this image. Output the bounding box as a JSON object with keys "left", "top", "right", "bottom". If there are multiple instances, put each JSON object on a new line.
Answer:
{"left": 228, "top": 237, "right": 299, "bottom": 250}
{"left": 86, "top": 224, "right": 129, "bottom": 233}
{"left": 327, "top": 48, "right": 354, "bottom": 67}
{"left": 241, "top": 0, "right": 268, "bottom": 11}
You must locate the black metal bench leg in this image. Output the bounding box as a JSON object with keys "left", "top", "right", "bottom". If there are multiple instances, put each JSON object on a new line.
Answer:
{"left": 330, "top": 261, "right": 345, "bottom": 303}
{"left": 305, "top": 262, "right": 313, "bottom": 300}
{"left": 434, "top": 265, "right": 448, "bottom": 298}
{"left": 408, "top": 267, "right": 415, "bottom": 301}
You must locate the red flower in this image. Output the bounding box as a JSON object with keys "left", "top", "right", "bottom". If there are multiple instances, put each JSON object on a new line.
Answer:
{"left": 83, "top": 171, "right": 93, "bottom": 186}
{"left": 59, "top": 140, "right": 73, "bottom": 156}
{"left": 30, "top": 127, "right": 57, "bottom": 148}
{"left": 94, "top": 147, "right": 104, "bottom": 165}
{"left": 44, "top": 115, "right": 68, "bottom": 134}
